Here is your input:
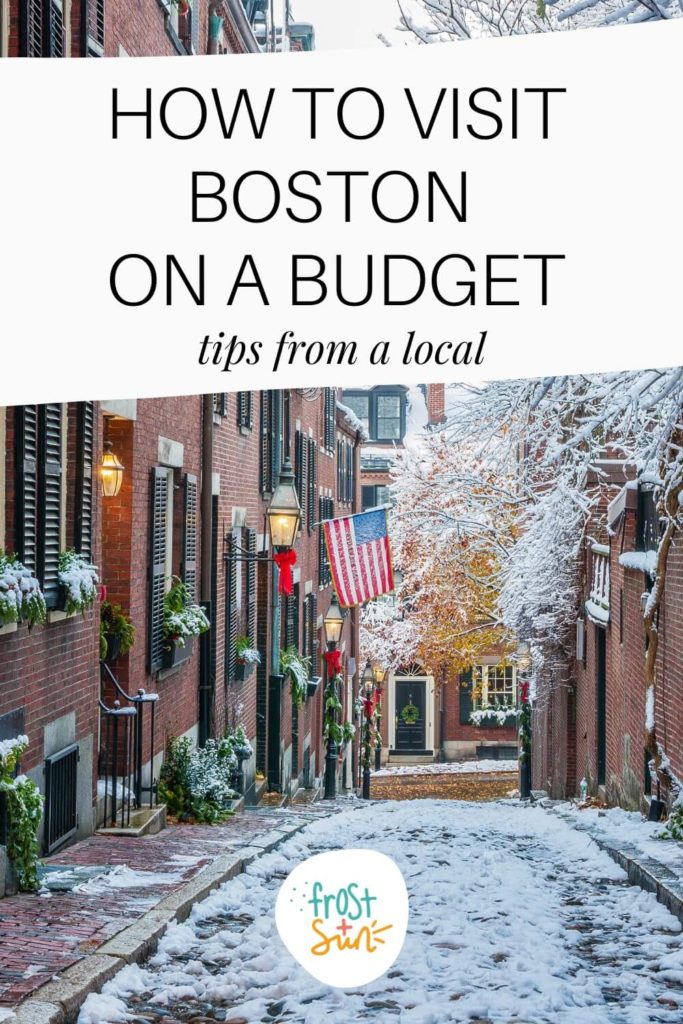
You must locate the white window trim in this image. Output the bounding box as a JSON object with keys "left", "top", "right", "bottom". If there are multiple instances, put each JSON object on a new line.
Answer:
{"left": 473, "top": 664, "right": 517, "bottom": 709}
{"left": 0, "top": 0, "right": 8, "bottom": 58}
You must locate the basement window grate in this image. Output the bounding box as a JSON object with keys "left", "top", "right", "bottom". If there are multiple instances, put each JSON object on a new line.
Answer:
{"left": 44, "top": 743, "right": 79, "bottom": 854}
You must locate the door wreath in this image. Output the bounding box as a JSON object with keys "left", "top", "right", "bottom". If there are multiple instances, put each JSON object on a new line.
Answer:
{"left": 400, "top": 702, "right": 420, "bottom": 726}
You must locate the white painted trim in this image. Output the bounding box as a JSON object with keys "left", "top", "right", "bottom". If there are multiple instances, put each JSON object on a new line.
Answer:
{"left": 387, "top": 672, "right": 435, "bottom": 751}
{"left": 158, "top": 437, "right": 184, "bottom": 469}
{"left": 0, "top": 0, "right": 8, "bottom": 58}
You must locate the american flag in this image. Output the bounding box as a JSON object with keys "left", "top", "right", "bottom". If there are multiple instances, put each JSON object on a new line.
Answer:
{"left": 322, "top": 508, "right": 395, "bottom": 608}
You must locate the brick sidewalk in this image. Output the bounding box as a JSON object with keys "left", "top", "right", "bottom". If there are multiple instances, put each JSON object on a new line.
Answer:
{"left": 0, "top": 806, "right": 326, "bottom": 1010}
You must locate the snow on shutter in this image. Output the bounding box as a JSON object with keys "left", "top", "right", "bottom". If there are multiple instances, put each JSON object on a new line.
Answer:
{"left": 245, "top": 527, "right": 257, "bottom": 646}
{"left": 16, "top": 405, "right": 39, "bottom": 574}
{"left": 225, "top": 534, "right": 238, "bottom": 681}
{"left": 183, "top": 473, "right": 198, "bottom": 602}
{"left": 459, "top": 669, "right": 473, "bottom": 725}
{"left": 148, "top": 468, "right": 169, "bottom": 673}
{"left": 39, "top": 404, "right": 63, "bottom": 609}
{"left": 307, "top": 439, "right": 317, "bottom": 534}
{"left": 576, "top": 618, "right": 585, "bottom": 662}
{"left": 74, "top": 402, "right": 94, "bottom": 561}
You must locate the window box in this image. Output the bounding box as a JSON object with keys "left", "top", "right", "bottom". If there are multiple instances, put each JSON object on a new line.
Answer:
{"left": 470, "top": 709, "right": 519, "bottom": 728}
{"left": 307, "top": 675, "right": 322, "bottom": 699}
{"left": 235, "top": 659, "right": 256, "bottom": 682}
{"left": 162, "top": 637, "right": 194, "bottom": 670}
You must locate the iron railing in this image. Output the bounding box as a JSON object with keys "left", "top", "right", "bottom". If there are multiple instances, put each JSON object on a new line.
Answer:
{"left": 99, "top": 662, "right": 159, "bottom": 828}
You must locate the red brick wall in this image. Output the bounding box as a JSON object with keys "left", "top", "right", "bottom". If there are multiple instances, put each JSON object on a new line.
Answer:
{"left": 0, "top": 404, "right": 101, "bottom": 790}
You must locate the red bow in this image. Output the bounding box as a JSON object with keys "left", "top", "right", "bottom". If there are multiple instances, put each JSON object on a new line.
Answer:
{"left": 362, "top": 696, "right": 376, "bottom": 717}
{"left": 520, "top": 681, "right": 530, "bottom": 703}
{"left": 324, "top": 649, "right": 342, "bottom": 675}
{"left": 274, "top": 549, "right": 297, "bottom": 596}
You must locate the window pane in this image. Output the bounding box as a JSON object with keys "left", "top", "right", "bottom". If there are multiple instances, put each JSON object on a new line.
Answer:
{"left": 343, "top": 394, "right": 370, "bottom": 431}
{"left": 376, "top": 394, "right": 402, "bottom": 439}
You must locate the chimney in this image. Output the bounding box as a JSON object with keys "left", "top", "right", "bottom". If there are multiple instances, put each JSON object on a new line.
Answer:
{"left": 426, "top": 383, "right": 445, "bottom": 426}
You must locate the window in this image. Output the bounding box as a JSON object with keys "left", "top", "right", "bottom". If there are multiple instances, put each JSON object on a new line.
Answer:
{"left": 15, "top": 404, "right": 66, "bottom": 609}
{"left": 472, "top": 665, "right": 516, "bottom": 709}
{"left": 376, "top": 394, "right": 401, "bottom": 440}
{"left": 21, "top": 0, "right": 66, "bottom": 56}
{"left": 343, "top": 394, "right": 369, "bottom": 435}
{"left": 323, "top": 388, "right": 335, "bottom": 452}
{"left": 318, "top": 496, "right": 334, "bottom": 587}
{"left": 361, "top": 484, "right": 389, "bottom": 512}
{"left": 636, "top": 485, "right": 659, "bottom": 553}
{"left": 213, "top": 393, "right": 228, "bottom": 418}
{"left": 337, "top": 438, "right": 356, "bottom": 505}
{"left": 342, "top": 388, "right": 407, "bottom": 443}
{"left": 86, "top": 0, "right": 105, "bottom": 55}
{"left": 237, "top": 392, "right": 252, "bottom": 431}
{"left": 148, "top": 466, "right": 198, "bottom": 673}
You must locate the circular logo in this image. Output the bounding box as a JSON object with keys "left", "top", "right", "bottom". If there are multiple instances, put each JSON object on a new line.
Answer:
{"left": 275, "top": 848, "right": 409, "bottom": 988}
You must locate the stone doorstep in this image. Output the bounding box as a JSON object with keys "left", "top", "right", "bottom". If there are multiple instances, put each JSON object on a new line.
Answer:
{"left": 8, "top": 815, "right": 324, "bottom": 1024}
{"left": 95, "top": 804, "right": 167, "bottom": 838}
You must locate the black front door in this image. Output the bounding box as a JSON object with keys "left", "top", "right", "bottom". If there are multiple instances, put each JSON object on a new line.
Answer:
{"left": 395, "top": 680, "right": 426, "bottom": 751}
{"left": 596, "top": 626, "right": 607, "bottom": 786}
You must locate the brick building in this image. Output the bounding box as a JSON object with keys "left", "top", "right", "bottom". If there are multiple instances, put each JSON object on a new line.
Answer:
{"left": 0, "top": 388, "right": 361, "bottom": 895}
{"left": 0, "top": 0, "right": 265, "bottom": 59}
{"left": 343, "top": 383, "right": 518, "bottom": 765}
{"left": 533, "top": 463, "right": 683, "bottom": 810}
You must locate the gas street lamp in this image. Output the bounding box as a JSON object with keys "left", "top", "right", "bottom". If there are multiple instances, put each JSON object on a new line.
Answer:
{"left": 266, "top": 457, "right": 301, "bottom": 550}
{"left": 361, "top": 659, "right": 375, "bottom": 800}
{"left": 323, "top": 598, "right": 345, "bottom": 800}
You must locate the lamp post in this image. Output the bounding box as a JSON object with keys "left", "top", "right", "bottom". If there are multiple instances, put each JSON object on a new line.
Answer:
{"left": 361, "top": 659, "right": 375, "bottom": 800}
{"left": 517, "top": 647, "right": 532, "bottom": 800}
{"left": 266, "top": 458, "right": 301, "bottom": 551}
{"left": 323, "top": 598, "right": 345, "bottom": 800}
{"left": 373, "top": 665, "right": 385, "bottom": 771}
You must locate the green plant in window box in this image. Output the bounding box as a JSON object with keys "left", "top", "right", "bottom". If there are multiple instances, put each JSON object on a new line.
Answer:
{"left": 162, "top": 577, "right": 210, "bottom": 650}
{"left": 100, "top": 601, "right": 135, "bottom": 662}
{"left": 234, "top": 635, "right": 260, "bottom": 680}
{"left": 280, "top": 646, "right": 311, "bottom": 707}
{"left": 0, "top": 551, "right": 47, "bottom": 629}
{"left": 0, "top": 736, "right": 44, "bottom": 892}
{"left": 58, "top": 549, "right": 99, "bottom": 616}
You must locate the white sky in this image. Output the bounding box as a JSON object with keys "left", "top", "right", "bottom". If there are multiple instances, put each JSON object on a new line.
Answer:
{"left": 291, "top": 0, "right": 404, "bottom": 50}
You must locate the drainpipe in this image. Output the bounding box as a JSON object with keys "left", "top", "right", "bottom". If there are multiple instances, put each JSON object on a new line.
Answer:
{"left": 225, "top": 0, "right": 261, "bottom": 52}
{"left": 198, "top": 394, "right": 214, "bottom": 746}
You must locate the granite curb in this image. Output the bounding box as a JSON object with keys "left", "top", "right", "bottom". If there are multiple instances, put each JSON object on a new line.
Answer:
{"left": 551, "top": 805, "right": 683, "bottom": 926}
{"left": 8, "top": 813, "right": 325, "bottom": 1024}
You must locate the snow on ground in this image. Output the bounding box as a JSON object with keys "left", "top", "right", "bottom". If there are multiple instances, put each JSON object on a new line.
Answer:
{"left": 73, "top": 864, "right": 186, "bottom": 895}
{"left": 559, "top": 803, "right": 683, "bottom": 877}
{"left": 80, "top": 800, "right": 683, "bottom": 1024}
{"left": 374, "top": 759, "right": 517, "bottom": 778}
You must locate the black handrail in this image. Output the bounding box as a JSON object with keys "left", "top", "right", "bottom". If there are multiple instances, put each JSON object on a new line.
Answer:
{"left": 100, "top": 661, "right": 160, "bottom": 814}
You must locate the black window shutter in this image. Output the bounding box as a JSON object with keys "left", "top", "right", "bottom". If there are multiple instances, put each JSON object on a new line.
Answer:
{"left": 21, "top": 0, "right": 65, "bottom": 57}
{"left": 183, "top": 473, "right": 198, "bottom": 601}
{"left": 74, "top": 402, "right": 95, "bottom": 561}
{"left": 149, "top": 468, "right": 169, "bottom": 673}
{"left": 310, "top": 593, "right": 318, "bottom": 670}
{"left": 348, "top": 443, "right": 354, "bottom": 503}
{"left": 459, "top": 669, "right": 474, "bottom": 725}
{"left": 259, "top": 392, "right": 272, "bottom": 495}
{"left": 270, "top": 390, "right": 282, "bottom": 487}
{"left": 237, "top": 392, "right": 252, "bottom": 430}
{"left": 39, "top": 404, "right": 63, "bottom": 609}
{"left": 285, "top": 593, "right": 295, "bottom": 649}
{"left": 15, "top": 406, "right": 39, "bottom": 574}
{"left": 225, "top": 534, "right": 238, "bottom": 681}
{"left": 307, "top": 439, "right": 317, "bottom": 534}
{"left": 292, "top": 582, "right": 300, "bottom": 651}
{"left": 295, "top": 431, "right": 307, "bottom": 530}
{"left": 245, "top": 527, "right": 257, "bottom": 646}
{"left": 324, "top": 388, "right": 335, "bottom": 451}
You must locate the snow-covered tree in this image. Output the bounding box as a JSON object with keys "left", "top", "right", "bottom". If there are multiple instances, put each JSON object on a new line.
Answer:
{"left": 361, "top": 430, "right": 518, "bottom": 678}
{"left": 442, "top": 369, "right": 683, "bottom": 793}
{"left": 396, "top": 0, "right": 681, "bottom": 42}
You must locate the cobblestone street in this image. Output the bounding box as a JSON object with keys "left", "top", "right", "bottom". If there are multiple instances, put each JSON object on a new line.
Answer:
{"left": 81, "top": 800, "right": 683, "bottom": 1024}
{"left": 370, "top": 769, "right": 517, "bottom": 802}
